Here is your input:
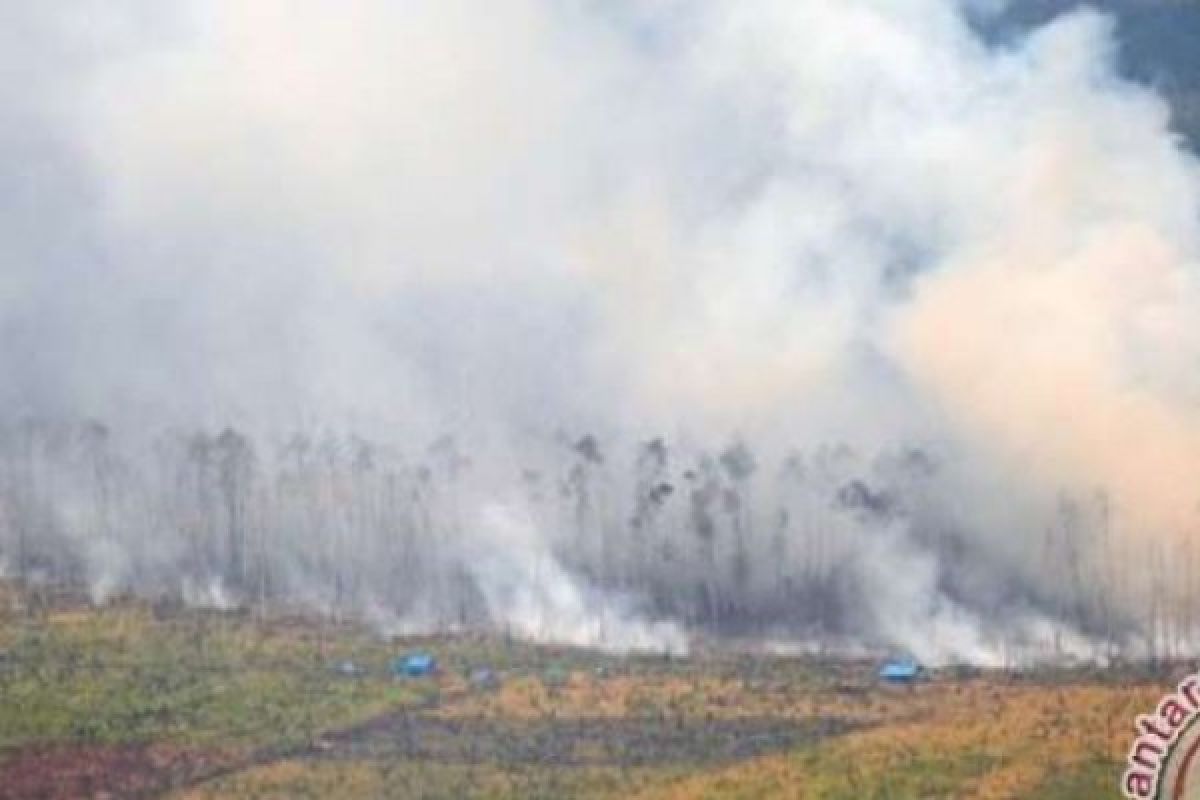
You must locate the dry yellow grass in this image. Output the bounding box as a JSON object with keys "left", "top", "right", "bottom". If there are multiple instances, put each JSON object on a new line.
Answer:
{"left": 173, "top": 758, "right": 676, "bottom": 800}
{"left": 436, "top": 669, "right": 895, "bottom": 724}
{"left": 140, "top": 665, "right": 1178, "bottom": 798}
{"left": 175, "top": 760, "right": 386, "bottom": 799}
{"left": 628, "top": 681, "right": 1165, "bottom": 800}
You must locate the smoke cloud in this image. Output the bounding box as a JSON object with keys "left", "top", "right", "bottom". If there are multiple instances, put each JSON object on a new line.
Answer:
{"left": 2, "top": 1, "right": 1199, "bottom": 663}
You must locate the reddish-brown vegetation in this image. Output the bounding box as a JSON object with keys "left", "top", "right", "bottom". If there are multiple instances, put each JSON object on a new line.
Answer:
{"left": 0, "top": 743, "right": 238, "bottom": 800}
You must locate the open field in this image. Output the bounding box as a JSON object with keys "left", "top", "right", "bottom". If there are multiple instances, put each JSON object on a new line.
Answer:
{"left": 0, "top": 586, "right": 1179, "bottom": 799}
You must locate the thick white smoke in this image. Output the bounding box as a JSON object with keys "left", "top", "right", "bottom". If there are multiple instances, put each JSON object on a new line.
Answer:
{"left": 1, "top": 1, "right": 1198, "bottom": 663}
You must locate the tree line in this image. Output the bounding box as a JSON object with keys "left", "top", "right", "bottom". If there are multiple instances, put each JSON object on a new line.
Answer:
{"left": 0, "top": 417, "right": 1184, "bottom": 661}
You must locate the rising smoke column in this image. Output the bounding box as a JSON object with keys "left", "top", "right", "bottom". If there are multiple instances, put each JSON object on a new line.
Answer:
{"left": 0, "top": 1, "right": 1198, "bottom": 662}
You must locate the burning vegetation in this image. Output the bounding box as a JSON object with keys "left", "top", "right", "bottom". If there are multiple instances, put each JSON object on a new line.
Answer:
{"left": 0, "top": 418, "right": 1187, "bottom": 666}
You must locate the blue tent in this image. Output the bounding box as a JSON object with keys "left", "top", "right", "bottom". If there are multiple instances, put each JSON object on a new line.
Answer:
{"left": 879, "top": 659, "right": 921, "bottom": 683}
{"left": 393, "top": 652, "right": 437, "bottom": 678}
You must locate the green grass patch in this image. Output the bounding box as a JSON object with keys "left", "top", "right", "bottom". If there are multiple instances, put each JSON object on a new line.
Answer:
{"left": 0, "top": 607, "right": 419, "bottom": 750}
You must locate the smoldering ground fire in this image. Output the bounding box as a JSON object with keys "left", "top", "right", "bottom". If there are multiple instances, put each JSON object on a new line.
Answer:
{"left": 1, "top": 1, "right": 1200, "bottom": 664}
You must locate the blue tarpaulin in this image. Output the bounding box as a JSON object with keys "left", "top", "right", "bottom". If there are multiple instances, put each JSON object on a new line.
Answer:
{"left": 393, "top": 652, "right": 437, "bottom": 677}
{"left": 879, "top": 659, "right": 921, "bottom": 683}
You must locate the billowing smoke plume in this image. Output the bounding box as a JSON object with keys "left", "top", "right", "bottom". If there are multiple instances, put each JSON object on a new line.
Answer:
{"left": 2, "top": 1, "right": 1199, "bottom": 664}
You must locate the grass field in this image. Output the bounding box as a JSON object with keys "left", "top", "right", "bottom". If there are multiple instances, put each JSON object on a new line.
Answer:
{"left": 0, "top": 585, "right": 1176, "bottom": 799}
